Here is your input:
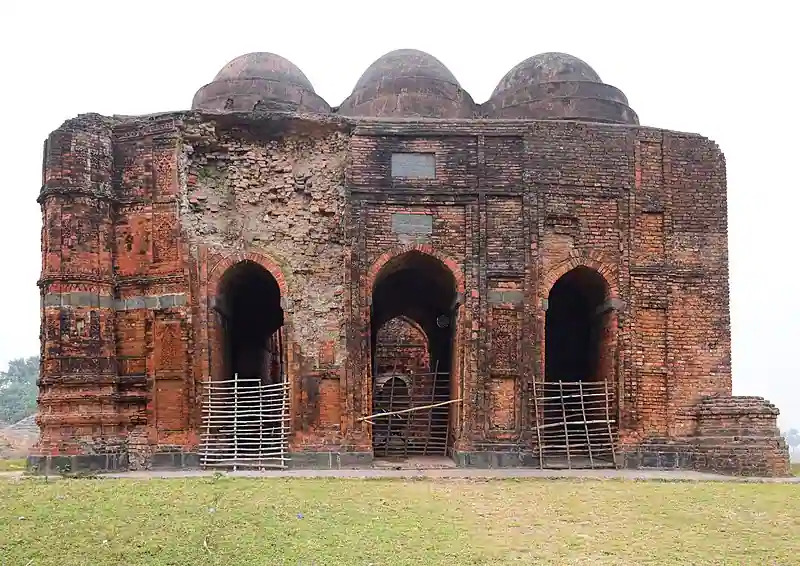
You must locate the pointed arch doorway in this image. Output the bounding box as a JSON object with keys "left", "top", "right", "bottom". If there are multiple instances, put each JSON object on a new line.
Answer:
{"left": 369, "top": 250, "right": 459, "bottom": 459}
{"left": 200, "top": 259, "right": 290, "bottom": 470}
{"left": 537, "top": 266, "right": 619, "bottom": 469}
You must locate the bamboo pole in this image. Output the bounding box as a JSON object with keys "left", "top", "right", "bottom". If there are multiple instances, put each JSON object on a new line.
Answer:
{"left": 579, "top": 381, "right": 594, "bottom": 468}
{"left": 359, "top": 397, "right": 462, "bottom": 424}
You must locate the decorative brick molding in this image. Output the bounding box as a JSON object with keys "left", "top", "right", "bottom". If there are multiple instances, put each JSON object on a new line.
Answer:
{"left": 208, "top": 250, "right": 290, "bottom": 297}
{"left": 42, "top": 292, "right": 114, "bottom": 309}
{"left": 541, "top": 254, "right": 619, "bottom": 299}
{"left": 366, "top": 243, "right": 466, "bottom": 294}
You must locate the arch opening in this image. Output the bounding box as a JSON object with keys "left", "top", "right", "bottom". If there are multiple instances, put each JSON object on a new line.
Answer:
{"left": 541, "top": 266, "right": 617, "bottom": 468}
{"left": 545, "top": 266, "right": 607, "bottom": 383}
{"left": 200, "top": 260, "right": 289, "bottom": 470}
{"left": 369, "top": 251, "right": 458, "bottom": 459}
{"left": 216, "top": 260, "right": 285, "bottom": 385}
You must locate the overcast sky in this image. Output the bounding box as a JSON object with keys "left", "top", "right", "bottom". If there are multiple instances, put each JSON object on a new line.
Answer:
{"left": 2, "top": 1, "right": 797, "bottom": 429}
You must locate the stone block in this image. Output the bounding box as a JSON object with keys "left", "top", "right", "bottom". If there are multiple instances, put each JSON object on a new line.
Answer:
{"left": 151, "top": 452, "right": 181, "bottom": 469}
{"left": 182, "top": 452, "right": 201, "bottom": 469}
{"left": 335, "top": 452, "right": 373, "bottom": 468}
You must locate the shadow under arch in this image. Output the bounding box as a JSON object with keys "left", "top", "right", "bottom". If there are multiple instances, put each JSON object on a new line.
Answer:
{"left": 214, "top": 260, "right": 285, "bottom": 384}
{"left": 545, "top": 265, "right": 609, "bottom": 383}
{"left": 369, "top": 250, "right": 460, "bottom": 458}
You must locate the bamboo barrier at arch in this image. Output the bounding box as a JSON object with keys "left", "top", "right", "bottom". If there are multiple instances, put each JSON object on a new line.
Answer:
{"left": 199, "top": 376, "right": 290, "bottom": 470}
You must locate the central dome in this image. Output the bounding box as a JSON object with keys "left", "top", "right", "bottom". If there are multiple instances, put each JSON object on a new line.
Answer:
{"left": 353, "top": 49, "right": 460, "bottom": 91}
{"left": 337, "top": 49, "right": 475, "bottom": 119}
{"left": 192, "top": 52, "right": 330, "bottom": 113}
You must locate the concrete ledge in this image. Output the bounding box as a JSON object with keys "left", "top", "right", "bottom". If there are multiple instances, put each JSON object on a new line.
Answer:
{"left": 288, "top": 452, "right": 373, "bottom": 469}
{"left": 8, "top": 466, "right": 798, "bottom": 483}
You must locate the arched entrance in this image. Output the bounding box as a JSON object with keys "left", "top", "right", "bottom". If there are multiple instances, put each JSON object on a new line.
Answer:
{"left": 200, "top": 260, "right": 289, "bottom": 470}
{"left": 540, "top": 266, "right": 618, "bottom": 468}
{"left": 216, "top": 260, "right": 284, "bottom": 385}
{"left": 369, "top": 251, "right": 458, "bottom": 459}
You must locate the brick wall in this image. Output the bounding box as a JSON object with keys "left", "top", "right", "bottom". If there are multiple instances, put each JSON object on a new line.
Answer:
{"left": 33, "top": 111, "right": 788, "bottom": 476}
{"left": 374, "top": 316, "right": 430, "bottom": 376}
{"left": 178, "top": 114, "right": 350, "bottom": 452}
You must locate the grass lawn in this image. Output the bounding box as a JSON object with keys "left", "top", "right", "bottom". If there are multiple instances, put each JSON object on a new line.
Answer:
{"left": 0, "top": 458, "right": 25, "bottom": 471}
{"left": 1, "top": 476, "right": 798, "bottom": 565}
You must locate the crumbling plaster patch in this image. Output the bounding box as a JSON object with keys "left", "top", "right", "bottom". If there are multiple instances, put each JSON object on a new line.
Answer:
{"left": 178, "top": 124, "right": 349, "bottom": 365}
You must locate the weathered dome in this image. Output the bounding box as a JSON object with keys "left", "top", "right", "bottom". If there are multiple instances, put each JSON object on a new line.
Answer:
{"left": 337, "top": 49, "right": 475, "bottom": 119}
{"left": 491, "top": 52, "right": 601, "bottom": 97}
{"left": 192, "top": 52, "right": 330, "bottom": 113}
{"left": 212, "top": 52, "right": 315, "bottom": 89}
{"left": 484, "top": 52, "right": 638, "bottom": 124}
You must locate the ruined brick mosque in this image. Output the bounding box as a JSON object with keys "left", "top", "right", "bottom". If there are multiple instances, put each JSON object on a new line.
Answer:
{"left": 31, "top": 49, "right": 790, "bottom": 476}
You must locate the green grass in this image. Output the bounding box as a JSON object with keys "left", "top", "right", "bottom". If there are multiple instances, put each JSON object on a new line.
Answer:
{"left": 793, "top": 463, "right": 800, "bottom": 476}
{"left": 1, "top": 477, "right": 798, "bottom": 565}
{"left": 0, "top": 458, "right": 25, "bottom": 471}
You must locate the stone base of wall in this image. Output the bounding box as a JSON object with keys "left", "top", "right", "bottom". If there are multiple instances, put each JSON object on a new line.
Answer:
{"left": 621, "top": 438, "right": 791, "bottom": 477}
{"left": 453, "top": 449, "right": 541, "bottom": 468}
{"left": 26, "top": 394, "right": 789, "bottom": 477}
{"left": 26, "top": 451, "right": 375, "bottom": 474}
{"left": 150, "top": 452, "right": 201, "bottom": 470}
{"left": 27, "top": 453, "right": 130, "bottom": 474}
{"left": 619, "top": 443, "right": 695, "bottom": 471}
{"left": 287, "top": 451, "right": 373, "bottom": 469}
{"left": 27, "top": 443, "right": 790, "bottom": 476}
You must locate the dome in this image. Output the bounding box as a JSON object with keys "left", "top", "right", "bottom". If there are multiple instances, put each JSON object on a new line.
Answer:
{"left": 491, "top": 52, "right": 602, "bottom": 98}
{"left": 353, "top": 49, "right": 460, "bottom": 91}
{"left": 337, "top": 49, "right": 475, "bottom": 119}
{"left": 192, "top": 52, "right": 330, "bottom": 113}
{"left": 484, "top": 52, "right": 638, "bottom": 124}
{"left": 212, "top": 52, "right": 315, "bottom": 90}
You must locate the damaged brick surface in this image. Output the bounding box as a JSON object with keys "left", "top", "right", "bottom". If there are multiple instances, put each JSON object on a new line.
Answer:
{"left": 31, "top": 108, "right": 790, "bottom": 477}
{"left": 179, "top": 119, "right": 349, "bottom": 365}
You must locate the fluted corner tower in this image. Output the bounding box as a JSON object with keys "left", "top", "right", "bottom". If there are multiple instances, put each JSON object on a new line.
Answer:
{"left": 34, "top": 114, "right": 121, "bottom": 462}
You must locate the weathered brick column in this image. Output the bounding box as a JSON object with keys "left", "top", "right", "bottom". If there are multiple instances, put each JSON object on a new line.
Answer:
{"left": 691, "top": 395, "right": 790, "bottom": 476}
{"left": 621, "top": 395, "right": 791, "bottom": 477}
{"left": 29, "top": 114, "right": 125, "bottom": 473}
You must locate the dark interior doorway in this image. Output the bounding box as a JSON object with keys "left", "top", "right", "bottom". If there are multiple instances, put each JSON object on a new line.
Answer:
{"left": 217, "top": 260, "right": 284, "bottom": 384}
{"left": 541, "top": 266, "right": 616, "bottom": 468}
{"left": 545, "top": 267, "right": 606, "bottom": 383}
{"left": 370, "top": 251, "right": 457, "bottom": 458}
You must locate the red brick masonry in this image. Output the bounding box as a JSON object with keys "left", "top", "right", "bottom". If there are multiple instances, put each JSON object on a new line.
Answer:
{"left": 30, "top": 110, "right": 790, "bottom": 476}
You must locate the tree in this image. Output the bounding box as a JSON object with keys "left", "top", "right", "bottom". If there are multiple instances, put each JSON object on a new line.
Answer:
{"left": 0, "top": 356, "right": 39, "bottom": 424}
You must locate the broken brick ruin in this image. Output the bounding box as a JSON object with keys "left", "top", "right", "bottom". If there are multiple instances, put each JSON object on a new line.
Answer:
{"left": 30, "top": 50, "right": 790, "bottom": 476}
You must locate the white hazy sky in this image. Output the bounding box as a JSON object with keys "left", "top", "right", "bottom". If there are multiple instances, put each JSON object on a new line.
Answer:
{"left": 1, "top": 1, "right": 797, "bottom": 429}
